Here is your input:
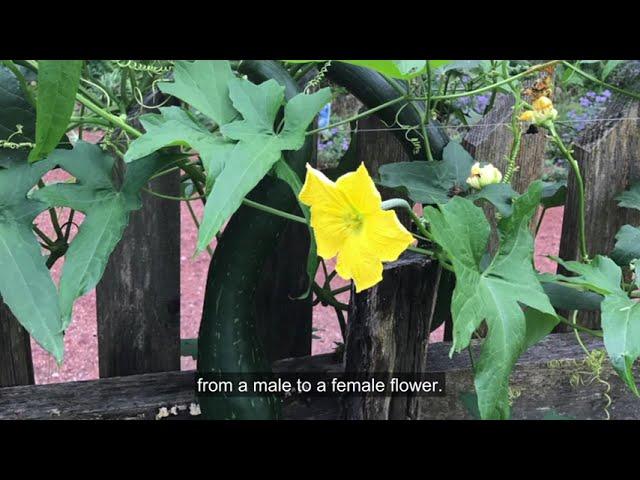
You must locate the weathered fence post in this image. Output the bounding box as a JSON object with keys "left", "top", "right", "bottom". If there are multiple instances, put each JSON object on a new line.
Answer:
{"left": 0, "top": 301, "right": 34, "bottom": 387}
{"left": 557, "top": 62, "right": 640, "bottom": 329}
{"left": 342, "top": 253, "right": 442, "bottom": 420}
{"left": 96, "top": 171, "right": 181, "bottom": 377}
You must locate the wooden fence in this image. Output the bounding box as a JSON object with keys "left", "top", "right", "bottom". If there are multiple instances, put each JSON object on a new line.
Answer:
{"left": 1, "top": 70, "right": 639, "bottom": 419}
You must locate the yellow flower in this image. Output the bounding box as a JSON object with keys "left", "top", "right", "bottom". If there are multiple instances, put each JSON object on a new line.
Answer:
{"left": 466, "top": 162, "right": 502, "bottom": 190}
{"left": 518, "top": 95, "right": 558, "bottom": 125}
{"left": 299, "top": 163, "right": 414, "bottom": 292}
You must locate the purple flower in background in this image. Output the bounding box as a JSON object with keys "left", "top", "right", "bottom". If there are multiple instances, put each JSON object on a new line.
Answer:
{"left": 602, "top": 89, "right": 612, "bottom": 98}
{"left": 586, "top": 91, "right": 596, "bottom": 98}
{"left": 595, "top": 95, "right": 607, "bottom": 103}
{"left": 579, "top": 97, "right": 591, "bottom": 108}
{"left": 318, "top": 142, "right": 326, "bottom": 151}
{"left": 475, "top": 94, "right": 490, "bottom": 111}
{"left": 341, "top": 139, "right": 349, "bottom": 151}
{"left": 331, "top": 128, "right": 338, "bottom": 135}
{"left": 325, "top": 140, "right": 334, "bottom": 147}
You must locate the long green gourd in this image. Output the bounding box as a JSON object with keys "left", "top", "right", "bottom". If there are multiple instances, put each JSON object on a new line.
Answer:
{"left": 197, "top": 61, "right": 309, "bottom": 420}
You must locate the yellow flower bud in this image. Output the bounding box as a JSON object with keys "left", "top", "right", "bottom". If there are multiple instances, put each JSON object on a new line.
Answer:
{"left": 519, "top": 96, "right": 558, "bottom": 126}
{"left": 518, "top": 110, "right": 535, "bottom": 122}
{"left": 466, "top": 162, "right": 503, "bottom": 190}
{"left": 532, "top": 96, "right": 553, "bottom": 111}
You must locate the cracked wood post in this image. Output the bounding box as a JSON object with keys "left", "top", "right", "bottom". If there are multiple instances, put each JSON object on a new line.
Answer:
{"left": 96, "top": 171, "right": 181, "bottom": 377}
{"left": 96, "top": 90, "right": 181, "bottom": 377}
{"left": 557, "top": 61, "right": 640, "bottom": 330}
{"left": 0, "top": 300, "right": 34, "bottom": 387}
{"left": 342, "top": 252, "right": 442, "bottom": 420}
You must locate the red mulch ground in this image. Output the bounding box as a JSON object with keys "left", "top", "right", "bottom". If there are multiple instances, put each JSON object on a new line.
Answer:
{"left": 29, "top": 134, "right": 566, "bottom": 383}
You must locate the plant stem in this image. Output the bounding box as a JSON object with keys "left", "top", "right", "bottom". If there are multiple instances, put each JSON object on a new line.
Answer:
{"left": 242, "top": 198, "right": 307, "bottom": 225}
{"left": 421, "top": 61, "right": 434, "bottom": 162}
{"left": 307, "top": 96, "right": 407, "bottom": 135}
{"left": 312, "top": 283, "right": 349, "bottom": 310}
{"left": 2, "top": 60, "right": 36, "bottom": 107}
{"left": 548, "top": 123, "right": 588, "bottom": 262}
{"left": 554, "top": 314, "right": 603, "bottom": 338}
{"left": 76, "top": 92, "right": 141, "bottom": 138}
{"left": 415, "top": 60, "right": 562, "bottom": 101}
{"left": 381, "top": 198, "right": 432, "bottom": 240}
{"left": 184, "top": 199, "right": 213, "bottom": 257}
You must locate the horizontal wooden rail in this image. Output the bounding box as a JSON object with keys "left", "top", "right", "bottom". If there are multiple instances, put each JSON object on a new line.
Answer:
{"left": 0, "top": 333, "right": 638, "bottom": 420}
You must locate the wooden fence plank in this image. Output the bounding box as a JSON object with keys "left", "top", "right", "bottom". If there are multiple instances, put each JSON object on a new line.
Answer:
{"left": 1, "top": 333, "right": 636, "bottom": 420}
{"left": 343, "top": 253, "right": 442, "bottom": 419}
{"left": 0, "top": 300, "right": 34, "bottom": 387}
{"left": 557, "top": 62, "right": 640, "bottom": 329}
{"left": 96, "top": 170, "right": 181, "bottom": 377}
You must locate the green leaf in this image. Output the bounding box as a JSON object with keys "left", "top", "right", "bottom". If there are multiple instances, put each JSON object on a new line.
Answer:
{"left": 601, "top": 293, "right": 640, "bottom": 396}
{"left": 123, "top": 106, "right": 234, "bottom": 192}
{"left": 424, "top": 181, "right": 556, "bottom": 419}
{"left": 32, "top": 142, "right": 168, "bottom": 329}
{"left": 541, "top": 181, "right": 567, "bottom": 208}
{"left": 0, "top": 159, "right": 63, "bottom": 362}
{"left": 553, "top": 255, "right": 623, "bottom": 296}
{"left": 28, "top": 60, "right": 83, "bottom": 162}
{"left": 468, "top": 183, "right": 518, "bottom": 217}
{"left": 0, "top": 64, "right": 37, "bottom": 167}
{"left": 195, "top": 80, "right": 330, "bottom": 252}
{"left": 378, "top": 140, "right": 473, "bottom": 204}
{"left": 549, "top": 255, "right": 640, "bottom": 395}
{"left": 616, "top": 182, "right": 640, "bottom": 212}
{"left": 523, "top": 308, "right": 559, "bottom": 351}
{"left": 274, "top": 158, "right": 317, "bottom": 299}
{"left": 459, "top": 391, "right": 481, "bottom": 419}
{"left": 197, "top": 139, "right": 283, "bottom": 252}
{"left": 158, "top": 60, "right": 238, "bottom": 127}
{"left": 602, "top": 60, "right": 624, "bottom": 80}
{"left": 611, "top": 225, "right": 640, "bottom": 266}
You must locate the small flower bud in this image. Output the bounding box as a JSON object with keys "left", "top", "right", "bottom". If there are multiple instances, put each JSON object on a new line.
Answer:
{"left": 519, "top": 95, "right": 557, "bottom": 126}
{"left": 466, "top": 162, "right": 503, "bottom": 190}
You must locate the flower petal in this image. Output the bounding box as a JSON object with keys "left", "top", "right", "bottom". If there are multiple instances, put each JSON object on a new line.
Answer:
{"left": 335, "top": 163, "right": 381, "bottom": 214}
{"left": 364, "top": 210, "right": 414, "bottom": 262}
{"left": 299, "top": 163, "right": 347, "bottom": 209}
{"left": 299, "top": 164, "right": 350, "bottom": 258}
{"left": 309, "top": 210, "right": 350, "bottom": 259}
{"left": 335, "top": 236, "right": 383, "bottom": 293}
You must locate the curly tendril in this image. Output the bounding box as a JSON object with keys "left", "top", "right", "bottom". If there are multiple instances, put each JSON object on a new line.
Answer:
{"left": 547, "top": 349, "right": 612, "bottom": 420}
{"left": 0, "top": 124, "right": 34, "bottom": 150}
{"left": 304, "top": 60, "right": 332, "bottom": 94}
{"left": 115, "top": 60, "right": 175, "bottom": 75}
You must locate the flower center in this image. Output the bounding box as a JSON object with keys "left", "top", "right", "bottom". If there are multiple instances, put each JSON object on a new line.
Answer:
{"left": 344, "top": 211, "right": 364, "bottom": 233}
